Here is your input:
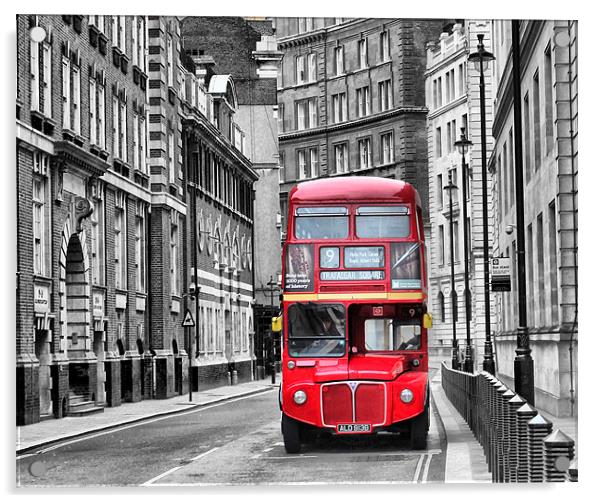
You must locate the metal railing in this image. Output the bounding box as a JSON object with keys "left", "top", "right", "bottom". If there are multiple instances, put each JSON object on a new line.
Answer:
{"left": 441, "top": 362, "right": 577, "bottom": 482}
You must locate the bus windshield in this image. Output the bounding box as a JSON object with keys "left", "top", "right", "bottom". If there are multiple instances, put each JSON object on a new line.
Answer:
{"left": 355, "top": 206, "right": 410, "bottom": 238}
{"left": 287, "top": 303, "right": 346, "bottom": 357}
{"left": 364, "top": 318, "right": 421, "bottom": 352}
{"left": 295, "top": 207, "right": 349, "bottom": 240}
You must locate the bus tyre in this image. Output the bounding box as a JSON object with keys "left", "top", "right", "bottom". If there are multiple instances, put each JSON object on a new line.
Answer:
{"left": 281, "top": 413, "right": 301, "bottom": 454}
{"left": 410, "top": 406, "right": 429, "bottom": 450}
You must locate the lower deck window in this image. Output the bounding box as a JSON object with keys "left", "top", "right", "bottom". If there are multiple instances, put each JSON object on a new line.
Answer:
{"left": 287, "top": 303, "right": 345, "bottom": 357}
{"left": 364, "top": 318, "right": 421, "bottom": 351}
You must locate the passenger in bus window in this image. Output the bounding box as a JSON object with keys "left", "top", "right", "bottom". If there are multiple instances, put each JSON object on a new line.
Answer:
{"left": 318, "top": 312, "right": 342, "bottom": 337}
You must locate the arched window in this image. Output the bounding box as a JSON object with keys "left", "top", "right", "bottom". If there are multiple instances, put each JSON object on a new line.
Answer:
{"left": 240, "top": 235, "right": 247, "bottom": 270}
{"left": 438, "top": 291, "right": 445, "bottom": 323}
{"left": 197, "top": 209, "right": 205, "bottom": 252}
{"left": 233, "top": 235, "right": 240, "bottom": 272}
{"left": 206, "top": 214, "right": 213, "bottom": 256}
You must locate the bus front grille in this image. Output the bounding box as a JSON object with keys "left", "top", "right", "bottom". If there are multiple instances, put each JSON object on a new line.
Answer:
{"left": 321, "top": 381, "right": 386, "bottom": 427}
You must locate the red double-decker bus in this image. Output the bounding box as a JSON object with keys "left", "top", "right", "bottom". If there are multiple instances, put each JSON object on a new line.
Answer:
{"left": 279, "top": 176, "right": 432, "bottom": 453}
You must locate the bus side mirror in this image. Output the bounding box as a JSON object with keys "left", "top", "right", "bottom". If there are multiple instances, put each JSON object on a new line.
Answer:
{"left": 422, "top": 313, "right": 433, "bottom": 329}
{"left": 272, "top": 316, "right": 283, "bottom": 333}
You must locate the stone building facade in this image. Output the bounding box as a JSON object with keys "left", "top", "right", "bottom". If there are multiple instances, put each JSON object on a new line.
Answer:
{"left": 489, "top": 20, "right": 578, "bottom": 417}
{"left": 274, "top": 17, "right": 448, "bottom": 235}
{"left": 16, "top": 15, "right": 257, "bottom": 425}
{"left": 424, "top": 21, "right": 496, "bottom": 365}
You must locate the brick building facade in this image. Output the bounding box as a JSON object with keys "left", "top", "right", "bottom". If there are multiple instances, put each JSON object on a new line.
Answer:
{"left": 16, "top": 15, "right": 257, "bottom": 425}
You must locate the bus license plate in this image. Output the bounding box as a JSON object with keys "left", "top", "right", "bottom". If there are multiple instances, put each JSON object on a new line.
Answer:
{"left": 336, "top": 423, "right": 372, "bottom": 434}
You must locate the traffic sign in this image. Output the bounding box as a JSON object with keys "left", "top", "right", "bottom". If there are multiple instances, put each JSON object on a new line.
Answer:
{"left": 182, "top": 308, "right": 195, "bottom": 327}
{"left": 491, "top": 257, "right": 511, "bottom": 292}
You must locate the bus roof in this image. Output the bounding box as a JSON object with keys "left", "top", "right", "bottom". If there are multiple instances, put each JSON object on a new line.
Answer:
{"left": 289, "top": 176, "right": 421, "bottom": 206}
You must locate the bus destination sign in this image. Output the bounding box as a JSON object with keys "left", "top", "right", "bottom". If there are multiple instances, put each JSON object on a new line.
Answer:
{"left": 320, "top": 270, "right": 385, "bottom": 281}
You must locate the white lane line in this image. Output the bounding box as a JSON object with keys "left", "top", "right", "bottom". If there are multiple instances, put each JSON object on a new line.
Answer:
{"left": 412, "top": 454, "right": 425, "bottom": 483}
{"left": 421, "top": 453, "right": 434, "bottom": 483}
{"left": 263, "top": 455, "right": 318, "bottom": 459}
{"left": 141, "top": 447, "right": 220, "bottom": 486}
{"left": 141, "top": 465, "right": 183, "bottom": 487}
{"left": 190, "top": 446, "right": 219, "bottom": 461}
{"left": 24, "top": 389, "right": 275, "bottom": 457}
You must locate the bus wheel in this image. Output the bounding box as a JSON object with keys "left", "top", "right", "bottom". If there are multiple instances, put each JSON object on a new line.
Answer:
{"left": 281, "top": 413, "right": 301, "bottom": 454}
{"left": 410, "top": 407, "right": 428, "bottom": 450}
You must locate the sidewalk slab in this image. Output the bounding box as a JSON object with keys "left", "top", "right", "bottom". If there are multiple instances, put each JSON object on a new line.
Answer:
{"left": 16, "top": 377, "right": 278, "bottom": 454}
{"left": 429, "top": 362, "right": 491, "bottom": 483}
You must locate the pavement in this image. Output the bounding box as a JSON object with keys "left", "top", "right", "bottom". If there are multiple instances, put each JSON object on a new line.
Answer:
{"left": 16, "top": 368, "right": 492, "bottom": 483}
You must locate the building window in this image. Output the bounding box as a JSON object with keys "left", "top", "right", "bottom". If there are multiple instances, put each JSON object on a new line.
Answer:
{"left": 167, "top": 34, "right": 174, "bottom": 88}
{"left": 133, "top": 110, "right": 147, "bottom": 172}
{"left": 358, "top": 38, "right": 368, "bottom": 68}
{"left": 508, "top": 129, "right": 515, "bottom": 207}
{"left": 438, "top": 291, "right": 445, "bottom": 323}
{"left": 380, "top": 132, "right": 394, "bottom": 165}
{"left": 309, "top": 147, "right": 318, "bottom": 178}
{"left": 438, "top": 224, "right": 445, "bottom": 266}
{"left": 378, "top": 79, "right": 392, "bottom": 111}
{"left": 358, "top": 137, "right": 372, "bottom": 169}
{"left": 536, "top": 212, "right": 545, "bottom": 326}
{"left": 168, "top": 131, "right": 175, "bottom": 183}
{"left": 277, "top": 103, "right": 285, "bottom": 133}
{"left": 132, "top": 16, "right": 146, "bottom": 71}
{"left": 31, "top": 39, "right": 53, "bottom": 117}
{"left": 379, "top": 30, "right": 390, "bottom": 62}
{"left": 171, "top": 219, "right": 179, "bottom": 296}
{"left": 112, "top": 16, "right": 126, "bottom": 52}
{"left": 334, "top": 45, "right": 344, "bottom": 75}
{"left": 308, "top": 52, "right": 317, "bottom": 82}
{"left": 544, "top": 44, "right": 554, "bottom": 154}
{"left": 114, "top": 197, "right": 127, "bottom": 290}
{"left": 527, "top": 223, "right": 534, "bottom": 325}
{"left": 332, "top": 92, "right": 347, "bottom": 123}
{"left": 548, "top": 200, "right": 559, "bottom": 325}
{"left": 435, "top": 127, "right": 442, "bottom": 158}
{"left": 135, "top": 207, "right": 146, "bottom": 293}
{"left": 120, "top": 99, "right": 127, "bottom": 161}
{"left": 62, "top": 55, "right": 81, "bottom": 133}
{"left": 437, "top": 173, "right": 443, "bottom": 209}
{"left": 295, "top": 54, "right": 306, "bottom": 84}
{"left": 91, "top": 192, "right": 105, "bottom": 286}
{"left": 89, "top": 15, "right": 106, "bottom": 34}
{"left": 356, "top": 86, "right": 370, "bottom": 118}
{"left": 89, "top": 72, "right": 106, "bottom": 150}
{"left": 502, "top": 141, "right": 508, "bottom": 214}
{"left": 294, "top": 97, "right": 317, "bottom": 130}
{"left": 32, "top": 170, "right": 49, "bottom": 277}
{"left": 112, "top": 89, "right": 127, "bottom": 161}
{"left": 524, "top": 92, "right": 531, "bottom": 182}
{"left": 334, "top": 142, "right": 349, "bottom": 173}
{"left": 458, "top": 63, "right": 465, "bottom": 96}
{"left": 453, "top": 221, "right": 460, "bottom": 264}
{"left": 297, "top": 149, "right": 307, "bottom": 180}
{"left": 533, "top": 70, "right": 541, "bottom": 170}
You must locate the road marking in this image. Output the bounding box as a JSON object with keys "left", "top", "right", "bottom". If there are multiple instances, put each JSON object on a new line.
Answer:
{"left": 148, "top": 480, "right": 420, "bottom": 486}
{"left": 190, "top": 446, "right": 219, "bottom": 461}
{"left": 141, "top": 447, "right": 220, "bottom": 486}
{"left": 19, "top": 389, "right": 275, "bottom": 458}
{"left": 412, "top": 454, "right": 425, "bottom": 483}
{"left": 421, "top": 453, "right": 434, "bottom": 483}
{"left": 263, "top": 455, "right": 318, "bottom": 459}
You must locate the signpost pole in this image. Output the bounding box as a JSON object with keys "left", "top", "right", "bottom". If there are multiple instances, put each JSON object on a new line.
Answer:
{"left": 188, "top": 325, "right": 192, "bottom": 402}
{"left": 181, "top": 308, "right": 196, "bottom": 402}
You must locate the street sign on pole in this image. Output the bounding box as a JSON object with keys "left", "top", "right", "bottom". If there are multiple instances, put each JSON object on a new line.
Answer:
{"left": 182, "top": 308, "right": 195, "bottom": 327}
{"left": 491, "top": 257, "right": 511, "bottom": 292}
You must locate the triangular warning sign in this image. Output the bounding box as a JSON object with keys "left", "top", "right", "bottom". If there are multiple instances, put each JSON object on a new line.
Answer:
{"left": 182, "top": 309, "right": 195, "bottom": 327}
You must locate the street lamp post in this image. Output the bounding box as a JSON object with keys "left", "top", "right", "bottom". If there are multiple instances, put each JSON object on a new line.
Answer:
{"left": 267, "top": 276, "right": 279, "bottom": 384}
{"left": 511, "top": 20, "right": 534, "bottom": 404}
{"left": 454, "top": 127, "right": 474, "bottom": 374}
{"left": 443, "top": 171, "right": 459, "bottom": 370}
{"left": 468, "top": 33, "right": 496, "bottom": 375}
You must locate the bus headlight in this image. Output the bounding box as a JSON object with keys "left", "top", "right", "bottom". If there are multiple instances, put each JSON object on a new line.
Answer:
{"left": 293, "top": 390, "right": 307, "bottom": 405}
{"left": 400, "top": 389, "right": 414, "bottom": 403}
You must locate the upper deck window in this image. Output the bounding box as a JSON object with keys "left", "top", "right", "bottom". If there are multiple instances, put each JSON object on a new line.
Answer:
{"left": 356, "top": 206, "right": 410, "bottom": 238}
{"left": 295, "top": 206, "right": 349, "bottom": 240}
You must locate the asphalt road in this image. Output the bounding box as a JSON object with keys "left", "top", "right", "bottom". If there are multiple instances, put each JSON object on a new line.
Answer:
{"left": 17, "top": 385, "right": 446, "bottom": 487}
